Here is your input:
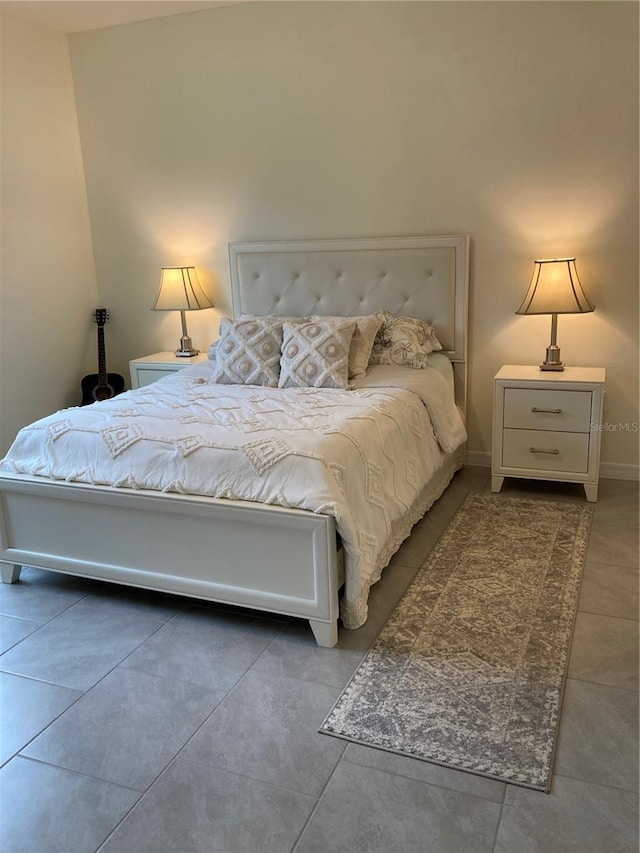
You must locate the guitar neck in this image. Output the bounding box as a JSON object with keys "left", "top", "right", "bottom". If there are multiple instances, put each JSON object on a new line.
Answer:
{"left": 97, "top": 325, "right": 107, "bottom": 385}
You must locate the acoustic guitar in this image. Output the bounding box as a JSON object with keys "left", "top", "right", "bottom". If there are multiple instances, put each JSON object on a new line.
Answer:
{"left": 80, "top": 309, "right": 126, "bottom": 405}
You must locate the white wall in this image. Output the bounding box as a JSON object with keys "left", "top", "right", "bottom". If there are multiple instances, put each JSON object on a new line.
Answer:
{"left": 62, "top": 2, "right": 640, "bottom": 470}
{"left": 71, "top": 2, "right": 638, "bottom": 464}
{"left": 0, "top": 11, "right": 99, "bottom": 455}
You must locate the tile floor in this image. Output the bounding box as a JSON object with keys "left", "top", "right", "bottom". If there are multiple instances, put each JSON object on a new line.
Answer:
{"left": 0, "top": 467, "right": 638, "bottom": 853}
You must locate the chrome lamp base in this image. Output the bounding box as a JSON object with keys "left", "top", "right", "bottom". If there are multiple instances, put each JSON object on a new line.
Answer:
{"left": 175, "top": 335, "right": 199, "bottom": 357}
{"left": 540, "top": 345, "right": 564, "bottom": 371}
{"left": 540, "top": 314, "right": 564, "bottom": 371}
{"left": 175, "top": 310, "right": 199, "bottom": 356}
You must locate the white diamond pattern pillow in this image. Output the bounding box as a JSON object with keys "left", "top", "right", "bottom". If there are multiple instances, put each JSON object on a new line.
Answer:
{"left": 279, "top": 320, "right": 356, "bottom": 389}
{"left": 311, "top": 314, "right": 382, "bottom": 379}
{"left": 213, "top": 317, "right": 283, "bottom": 386}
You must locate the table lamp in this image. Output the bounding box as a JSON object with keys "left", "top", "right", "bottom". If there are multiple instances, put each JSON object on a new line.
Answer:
{"left": 516, "top": 257, "right": 595, "bottom": 371}
{"left": 153, "top": 266, "right": 214, "bottom": 356}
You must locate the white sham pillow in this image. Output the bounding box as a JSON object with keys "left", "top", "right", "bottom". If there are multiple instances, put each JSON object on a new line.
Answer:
{"left": 369, "top": 310, "right": 442, "bottom": 370}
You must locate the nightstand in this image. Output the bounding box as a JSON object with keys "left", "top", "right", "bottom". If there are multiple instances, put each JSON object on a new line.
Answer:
{"left": 129, "top": 351, "right": 209, "bottom": 389}
{"left": 491, "top": 365, "right": 605, "bottom": 502}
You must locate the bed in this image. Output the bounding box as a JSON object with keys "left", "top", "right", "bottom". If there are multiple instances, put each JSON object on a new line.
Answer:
{"left": 0, "top": 235, "right": 469, "bottom": 646}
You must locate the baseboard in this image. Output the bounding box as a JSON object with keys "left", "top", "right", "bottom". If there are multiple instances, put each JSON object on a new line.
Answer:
{"left": 466, "top": 451, "right": 491, "bottom": 468}
{"left": 600, "top": 462, "right": 640, "bottom": 481}
{"left": 466, "top": 451, "right": 639, "bottom": 482}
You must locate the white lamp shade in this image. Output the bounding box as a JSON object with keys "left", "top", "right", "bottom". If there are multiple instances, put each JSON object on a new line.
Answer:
{"left": 153, "top": 266, "right": 213, "bottom": 311}
{"left": 516, "top": 258, "right": 594, "bottom": 315}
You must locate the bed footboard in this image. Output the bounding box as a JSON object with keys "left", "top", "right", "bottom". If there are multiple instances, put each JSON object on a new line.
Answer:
{"left": 0, "top": 474, "right": 342, "bottom": 647}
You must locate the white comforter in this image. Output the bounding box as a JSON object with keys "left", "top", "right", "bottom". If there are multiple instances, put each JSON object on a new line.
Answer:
{"left": 0, "top": 362, "right": 466, "bottom": 628}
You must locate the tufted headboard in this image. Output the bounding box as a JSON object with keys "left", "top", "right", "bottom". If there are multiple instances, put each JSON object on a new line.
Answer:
{"left": 229, "top": 235, "right": 469, "bottom": 412}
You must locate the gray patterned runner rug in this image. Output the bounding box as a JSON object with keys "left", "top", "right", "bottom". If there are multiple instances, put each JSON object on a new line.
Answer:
{"left": 320, "top": 494, "right": 593, "bottom": 792}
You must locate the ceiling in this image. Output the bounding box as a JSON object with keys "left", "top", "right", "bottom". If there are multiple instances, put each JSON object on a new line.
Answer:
{"left": 1, "top": 0, "right": 245, "bottom": 33}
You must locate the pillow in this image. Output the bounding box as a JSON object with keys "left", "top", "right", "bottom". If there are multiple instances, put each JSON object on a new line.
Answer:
{"left": 311, "top": 314, "right": 381, "bottom": 379}
{"left": 207, "top": 340, "right": 219, "bottom": 360}
{"left": 279, "top": 319, "right": 356, "bottom": 389}
{"left": 212, "top": 316, "right": 283, "bottom": 386}
{"left": 369, "top": 310, "right": 443, "bottom": 370}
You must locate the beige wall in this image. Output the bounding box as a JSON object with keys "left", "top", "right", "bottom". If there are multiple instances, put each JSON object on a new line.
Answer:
{"left": 8, "top": 1, "right": 639, "bottom": 471}
{"left": 68, "top": 1, "right": 639, "bottom": 472}
{"left": 0, "top": 11, "right": 99, "bottom": 455}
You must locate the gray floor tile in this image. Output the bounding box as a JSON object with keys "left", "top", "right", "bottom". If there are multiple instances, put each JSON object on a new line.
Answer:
{"left": 0, "top": 566, "right": 94, "bottom": 622}
{"left": 592, "top": 506, "right": 640, "bottom": 535}
{"left": 0, "top": 599, "right": 164, "bottom": 690}
{"left": 495, "top": 774, "right": 639, "bottom": 853}
{"left": 23, "top": 667, "right": 225, "bottom": 791}
{"left": 101, "top": 758, "right": 316, "bottom": 853}
{"left": 568, "top": 611, "right": 639, "bottom": 690}
{"left": 181, "top": 669, "right": 345, "bottom": 796}
{"left": 252, "top": 618, "right": 366, "bottom": 688}
{"left": 295, "top": 760, "right": 501, "bottom": 853}
{"left": 0, "top": 614, "right": 40, "bottom": 654}
{"left": 0, "top": 757, "right": 139, "bottom": 853}
{"left": 555, "top": 678, "right": 639, "bottom": 792}
{"left": 596, "top": 479, "right": 640, "bottom": 502}
{"left": 81, "top": 581, "right": 184, "bottom": 621}
{"left": 121, "top": 606, "right": 282, "bottom": 691}
{"left": 592, "top": 480, "right": 639, "bottom": 515}
{"left": 449, "top": 465, "right": 491, "bottom": 492}
{"left": 0, "top": 672, "right": 82, "bottom": 765}
{"left": 587, "top": 515, "right": 639, "bottom": 568}
{"left": 343, "top": 743, "right": 506, "bottom": 803}
{"left": 579, "top": 560, "right": 639, "bottom": 620}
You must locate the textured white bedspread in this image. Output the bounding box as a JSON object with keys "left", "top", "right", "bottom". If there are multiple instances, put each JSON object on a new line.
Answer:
{"left": 0, "top": 363, "right": 466, "bottom": 628}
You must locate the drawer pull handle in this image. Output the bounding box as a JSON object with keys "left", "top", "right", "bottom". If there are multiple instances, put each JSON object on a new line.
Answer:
{"left": 529, "top": 447, "right": 560, "bottom": 455}
{"left": 531, "top": 407, "right": 562, "bottom": 414}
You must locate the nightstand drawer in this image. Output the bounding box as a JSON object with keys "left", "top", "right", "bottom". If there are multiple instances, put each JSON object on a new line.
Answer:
{"left": 503, "top": 389, "right": 592, "bottom": 433}
{"left": 502, "top": 428, "right": 589, "bottom": 474}
{"left": 135, "top": 368, "right": 173, "bottom": 388}
{"left": 129, "top": 352, "right": 209, "bottom": 389}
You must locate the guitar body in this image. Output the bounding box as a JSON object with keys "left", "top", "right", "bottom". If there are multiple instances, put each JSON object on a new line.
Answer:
{"left": 81, "top": 372, "right": 126, "bottom": 405}
{"left": 80, "top": 308, "right": 126, "bottom": 406}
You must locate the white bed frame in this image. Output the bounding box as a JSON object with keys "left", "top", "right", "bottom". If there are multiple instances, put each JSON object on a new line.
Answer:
{"left": 0, "top": 235, "right": 469, "bottom": 646}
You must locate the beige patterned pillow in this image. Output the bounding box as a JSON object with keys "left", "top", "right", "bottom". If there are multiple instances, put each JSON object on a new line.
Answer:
{"left": 213, "top": 316, "right": 283, "bottom": 386}
{"left": 279, "top": 320, "right": 356, "bottom": 389}
{"left": 369, "top": 310, "right": 443, "bottom": 370}
{"left": 311, "top": 314, "right": 381, "bottom": 379}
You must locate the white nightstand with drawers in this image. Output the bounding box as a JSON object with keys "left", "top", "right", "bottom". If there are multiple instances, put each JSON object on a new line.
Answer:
{"left": 491, "top": 365, "right": 605, "bottom": 502}
{"left": 129, "top": 351, "right": 209, "bottom": 389}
